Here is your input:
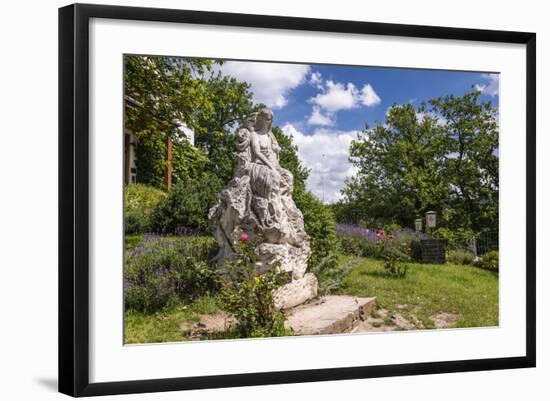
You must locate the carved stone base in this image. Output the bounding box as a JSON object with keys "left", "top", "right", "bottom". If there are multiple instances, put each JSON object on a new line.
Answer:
{"left": 273, "top": 273, "right": 318, "bottom": 310}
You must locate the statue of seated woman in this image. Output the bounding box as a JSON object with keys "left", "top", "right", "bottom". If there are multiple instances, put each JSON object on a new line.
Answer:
{"left": 210, "top": 107, "right": 311, "bottom": 282}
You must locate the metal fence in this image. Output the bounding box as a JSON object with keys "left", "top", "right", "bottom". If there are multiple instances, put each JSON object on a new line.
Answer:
{"left": 472, "top": 231, "right": 499, "bottom": 257}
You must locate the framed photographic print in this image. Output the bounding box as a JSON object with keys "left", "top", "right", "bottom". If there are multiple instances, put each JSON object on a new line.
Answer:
{"left": 58, "top": 3, "right": 536, "bottom": 397}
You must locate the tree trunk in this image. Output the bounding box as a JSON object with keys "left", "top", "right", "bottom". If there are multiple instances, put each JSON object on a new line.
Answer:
{"left": 164, "top": 135, "right": 173, "bottom": 191}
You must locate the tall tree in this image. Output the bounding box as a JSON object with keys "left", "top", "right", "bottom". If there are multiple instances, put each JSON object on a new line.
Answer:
{"left": 125, "top": 56, "right": 215, "bottom": 136}
{"left": 430, "top": 91, "right": 499, "bottom": 231}
{"left": 194, "top": 74, "right": 256, "bottom": 185}
{"left": 340, "top": 91, "right": 499, "bottom": 232}
{"left": 343, "top": 103, "right": 448, "bottom": 227}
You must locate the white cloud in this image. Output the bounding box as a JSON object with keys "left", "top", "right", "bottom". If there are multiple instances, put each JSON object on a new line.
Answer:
{"left": 220, "top": 61, "right": 309, "bottom": 109}
{"left": 359, "top": 84, "right": 381, "bottom": 107}
{"left": 310, "top": 80, "right": 358, "bottom": 112}
{"left": 281, "top": 123, "right": 359, "bottom": 204}
{"left": 307, "top": 106, "right": 334, "bottom": 126}
{"left": 309, "top": 71, "right": 323, "bottom": 89}
{"left": 308, "top": 79, "right": 381, "bottom": 126}
{"left": 475, "top": 73, "right": 499, "bottom": 97}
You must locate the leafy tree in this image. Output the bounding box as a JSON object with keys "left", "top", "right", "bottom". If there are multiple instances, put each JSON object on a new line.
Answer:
{"left": 125, "top": 56, "right": 258, "bottom": 188}
{"left": 343, "top": 102, "right": 449, "bottom": 227}
{"left": 340, "top": 91, "right": 499, "bottom": 232}
{"left": 430, "top": 91, "right": 499, "bottom": 231}
{"left": 193, "top": 74, "right": 257, "bottom": 185}
{"left": 125, "top": 56, "right": 215, "bottom": 136}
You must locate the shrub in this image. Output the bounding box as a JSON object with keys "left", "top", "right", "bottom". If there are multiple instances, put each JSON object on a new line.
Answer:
{"left": 377, "top": 232, "right": 410, "bottom": 278}
{"left": 219, "top": 234, "right": 288, "bottom": 338}
{"left": 336, "top": 224, "right": 380, "bottom": 258}
{"left": 124, "top": 235, "right": 219, "bottom": 312}
{"left": 433, "top": 227, "right": 474, "bottom": 251}
{"left": 447, "top": 249, "right": 475, "bottom": 265}
{"left": 338, "top": 233, "right": 379, "bottom": 258}
{"left": 311, "top": 254, "right": 354, "bottom": 295}
{"left": 134, "top": 130, "right": 210, "bottom": 189}
{"left": 384, "top": 223, "right": 402, "bottom": 233}
{"left": 475, "top": 250, "right": 499, "bottom": 272}
{"left": 152, "top": 174, "right": 221, "bottom": 234}
{"left": 294, "top": 190, "right": 340, "bottom": 273}
{"left": 124, "top": 184, "right": 166, "bottom": 234}
{"left": 336, "top": 224, "right": 424, "bottom": 262}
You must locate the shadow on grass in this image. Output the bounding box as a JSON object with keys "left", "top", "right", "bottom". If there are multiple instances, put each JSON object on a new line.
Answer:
{"left": 359, "top": 269, "right": 408, "bottom": 279}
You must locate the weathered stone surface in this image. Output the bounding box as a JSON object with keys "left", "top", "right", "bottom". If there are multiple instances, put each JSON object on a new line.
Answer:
{"left": 285, "top": 295, "right": 377, "bottom": 335}
{"left": 209, "top": 108, "right": 317, "bottom": 308}
{"left": 274, "top": 273, "right": 318, "bottom": 310}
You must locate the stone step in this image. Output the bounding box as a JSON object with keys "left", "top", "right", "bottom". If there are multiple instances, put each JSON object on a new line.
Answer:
{"left": 284, "top": 295, "right": 377, "bottom": 335}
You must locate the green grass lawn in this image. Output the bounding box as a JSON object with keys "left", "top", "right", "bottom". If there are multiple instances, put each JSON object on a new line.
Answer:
{"left": 124, "top": 296, "right": 220, "bottom": 344}
{"left": 338, "top": 256, "right": 499, "bottom": 329}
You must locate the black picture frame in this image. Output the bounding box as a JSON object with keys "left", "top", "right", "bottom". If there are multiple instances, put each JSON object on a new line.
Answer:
{"left": 59, "top": 3, "right": 536, "bottom": 397}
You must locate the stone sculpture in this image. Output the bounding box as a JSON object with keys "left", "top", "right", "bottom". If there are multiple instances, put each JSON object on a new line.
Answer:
{"left": 209, "top": 108, "right": 317, "bottom": 309}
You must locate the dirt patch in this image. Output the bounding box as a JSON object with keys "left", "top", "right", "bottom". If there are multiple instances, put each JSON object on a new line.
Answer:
{"left": 392, "top": 313, "right": 416, "bottom": 330}
{"left": 353, "top": 308, "right": 418, "bottom": 332}
{"left": 180, "top": 311, "right": 236, "bottom": 337}
{"left": 430, "top": 312, "right": 458, "bottom": 329}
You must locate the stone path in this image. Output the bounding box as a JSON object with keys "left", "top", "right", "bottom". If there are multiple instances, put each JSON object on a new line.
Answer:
{"left": 351, "top": 307, "right": 458, "bottom": 333}
{"left": 284, "top": 295, "right": 376, "bottom": 335}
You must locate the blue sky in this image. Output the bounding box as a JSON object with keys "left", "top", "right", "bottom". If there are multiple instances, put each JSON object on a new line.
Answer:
{"left": 219, "top": 60, "right": 499, "bottom": 204}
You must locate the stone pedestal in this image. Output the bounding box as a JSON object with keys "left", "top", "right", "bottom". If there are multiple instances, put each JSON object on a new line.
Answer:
{"left": 273, "top": 273, "right": 318, "bottom": 310}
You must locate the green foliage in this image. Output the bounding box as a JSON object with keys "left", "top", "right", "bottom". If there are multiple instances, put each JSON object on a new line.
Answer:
{"left": 126, "top": 56, "right": 258, "bottom": 189}
{"left": 124, "top": 184, "right": 166, "bottom": 234}
{"left": 171, "top": 138, "right": 210, "bottom": 185}
{"left": 311, "top": 255, "right": 354, "bottom": 295}
{"left": 447, "top": 249, "right": 475, "bottom": 265}
{"left": 377, "top": 234, "right": 410, "bottom": 278}
{"left": 340, "top": 92, "right": 499, "bottom": 233}
{"left": 134, "top": 130, "right": 211, "bottom": 189}
{"left": 133, "top": 131, "right": 166, "bottom": 188}
{"left": 384, "top": 223, "right": 402, "bottom": 233}
{"left": 219, "top": 238, "right": 289, "bottom": 338}
{"left": 124, "top": 236, "right": 219, "bottom": 313}
{"left": 475, "top": 250, "right": 499, "bottom": 272}
{"left": 294, "top": 189, "right": 340, "bottom": 271}
{"left": 194, "top": 74, "right": 257, "bottom": 185}
{"left": 343, "top": 102, "right": 449, "bottom": 228}
{"left": 152, "top": 174, "right": 221, "bottom": 234}
{"left": 125, "top": 56, "right": 215, "bottom": 135}
{"left": 433, "top": 227, "right": 474, "bottom": 250}
{"left": 431, "top": 92, "right": 499, "bottom": 231}
{"left": 338, "top": 234, "right": 379, "bottom": 258}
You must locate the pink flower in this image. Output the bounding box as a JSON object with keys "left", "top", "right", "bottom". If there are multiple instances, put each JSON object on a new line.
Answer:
{"left": 239, "top": 232, "right": 249, "bottom": 242}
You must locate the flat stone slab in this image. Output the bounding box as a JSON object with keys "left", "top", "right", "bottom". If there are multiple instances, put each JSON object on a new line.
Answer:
{"left": 285, "top": 295, "right": 377, "bottom": 335}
